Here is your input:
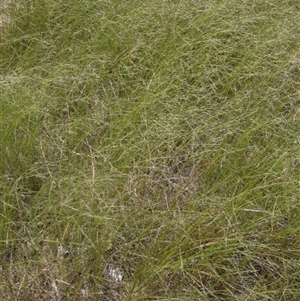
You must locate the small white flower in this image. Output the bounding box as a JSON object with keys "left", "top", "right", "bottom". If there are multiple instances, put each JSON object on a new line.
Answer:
{"left": 57, "top": 244, "right": 70, "bottom": 258}
{"left": 108, "top": 266, "right": 124, "bottom": 282}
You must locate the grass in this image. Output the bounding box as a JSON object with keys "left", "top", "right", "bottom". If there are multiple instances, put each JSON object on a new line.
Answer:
{"left": 0, "top": 0, "right": 299, "bottom": 300}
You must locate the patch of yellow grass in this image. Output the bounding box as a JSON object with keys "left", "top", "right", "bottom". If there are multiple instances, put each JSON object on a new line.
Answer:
{"left": 0, "top": 0, "right": 11, "bottom": 30}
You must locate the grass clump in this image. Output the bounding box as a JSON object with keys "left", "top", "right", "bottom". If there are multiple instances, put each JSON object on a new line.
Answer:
{"left": 1, "top": 0, "right": 300, "bottom": 300}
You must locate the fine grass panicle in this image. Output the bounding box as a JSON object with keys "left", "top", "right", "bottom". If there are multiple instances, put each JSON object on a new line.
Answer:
{"left": 1, "top": 0, "right": 300, "bottom": 300}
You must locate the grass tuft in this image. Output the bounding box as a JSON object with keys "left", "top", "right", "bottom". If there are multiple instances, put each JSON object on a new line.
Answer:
{"left": 1, "top": 0, "right": 300, "bottom": 300}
